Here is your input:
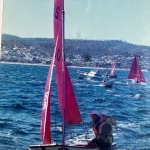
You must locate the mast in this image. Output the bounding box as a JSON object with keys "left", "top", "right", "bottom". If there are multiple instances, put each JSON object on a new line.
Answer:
{"left": 62, "top": 0, "right": 65, "bottom": 145}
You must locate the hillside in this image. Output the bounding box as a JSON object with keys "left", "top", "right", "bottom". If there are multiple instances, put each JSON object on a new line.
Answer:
{"left": 2, "top": 34, "right": 150, "bottom": 58}
{"left": 1, "top": 34, "right": 150, "bottom": 70}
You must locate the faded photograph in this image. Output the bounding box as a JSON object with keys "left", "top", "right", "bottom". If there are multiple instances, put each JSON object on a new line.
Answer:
{"left": 0, "top": 1, "right": 150, "bottom": 150}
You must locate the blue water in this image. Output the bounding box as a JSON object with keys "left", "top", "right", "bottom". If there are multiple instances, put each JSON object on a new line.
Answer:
{"left": 0, "top": 63, "right": 150, "bottom": 150}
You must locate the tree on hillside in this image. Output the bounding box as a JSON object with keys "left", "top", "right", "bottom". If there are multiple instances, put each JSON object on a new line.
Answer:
{"left": 82, "top": 54, "right": 91, "bottom": 62}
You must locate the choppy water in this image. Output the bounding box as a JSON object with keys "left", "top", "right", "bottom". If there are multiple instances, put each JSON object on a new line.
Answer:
{"left": 0, "top": 63, "right": 150, "bottom": 150}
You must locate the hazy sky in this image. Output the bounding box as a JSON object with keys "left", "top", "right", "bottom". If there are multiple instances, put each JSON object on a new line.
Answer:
{"left": 2, "top": 0, "right": 150, "bottom": 46}
{"left": 0, "top": 0, "right": 3, "bottom": 53}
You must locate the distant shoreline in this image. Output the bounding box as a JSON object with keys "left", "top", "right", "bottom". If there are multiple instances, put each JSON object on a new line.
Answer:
{"left": 0, "top": 61, "right": 133, "bottom": 71}
{"left": 0, "top": 61, "right": 49, "bottom": 67}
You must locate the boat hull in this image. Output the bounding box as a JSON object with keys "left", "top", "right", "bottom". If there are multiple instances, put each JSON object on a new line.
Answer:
{"left": 109, "top": 75, "right": 117, "bottom": 78}
{"left": 29, "top": 143, "right": 117, "bottom": 150}
{"left": 77, "top": 71, "right": 103, "bottom": 80}
{"left": 126, "top": 79, "right": 146, "bottom": 85}
{"left": 101, "top": 80, "right": 114, "bottom": 88}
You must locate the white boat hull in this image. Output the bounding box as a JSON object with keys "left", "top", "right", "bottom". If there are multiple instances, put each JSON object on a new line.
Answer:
{"left": 126, "top": 79, "right": 146, "bottom": 85}
{"left": 29, "top": 143, "right": 117, "bottom": 150}
{"left": 77, "top": 71, "right": 103, "bottom": 80}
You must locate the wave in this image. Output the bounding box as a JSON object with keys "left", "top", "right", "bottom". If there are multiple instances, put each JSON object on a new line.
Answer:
{"left": 10, "top": 104, "right": 26, "bottom": 110}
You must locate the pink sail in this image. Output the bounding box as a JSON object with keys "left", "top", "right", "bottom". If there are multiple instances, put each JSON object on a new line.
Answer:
{"left": 40, "top": 0, "right": 61, "bottom": 144}
{"left": 64, "top": 63, "right": 82, "bottom": 123}
{"left": 110, "top": 60, "right": 116, "bottom": 76}
{"left": 54, "top": 0, "right": 82, "bottom": 124}
{"left": 54, "top": 0, "right": 63, "bottom": 119}
{"left": 41, "top": 0, "right": 82, "bottom": 145}
{"left": 40, "top": 52, "right": 55, "bottom": 144}
{"left": 128, "top": 55, "right": 146, "bottom": 83}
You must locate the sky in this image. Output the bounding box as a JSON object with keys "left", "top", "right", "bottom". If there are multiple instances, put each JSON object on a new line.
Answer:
{"left": 0, "top": 0, "right": 3, "bottom": 57}
{"left": 1, "top": 0, "right": 150, "bottom": 46}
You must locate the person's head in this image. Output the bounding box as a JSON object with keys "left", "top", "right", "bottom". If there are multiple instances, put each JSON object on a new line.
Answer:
{"left": 89, "top": 110, "right": 99, "bottom": 122}
{"left": 100, "top": 110, "right": 109, "bottom": 121}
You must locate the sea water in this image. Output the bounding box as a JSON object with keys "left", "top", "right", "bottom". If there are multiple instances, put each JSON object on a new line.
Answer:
{"left": 0, "top": 63, "right": 150, "bottom": 150}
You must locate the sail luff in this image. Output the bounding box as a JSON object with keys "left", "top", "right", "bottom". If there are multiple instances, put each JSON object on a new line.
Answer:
{"left": 40, "top": 49, "right": 56, "bottom": 144}
{"left": 62, "top": 0, "right": 65, "bottom": 145}
{"left": 54, "top": 0, "right": 64, "bottom": 144}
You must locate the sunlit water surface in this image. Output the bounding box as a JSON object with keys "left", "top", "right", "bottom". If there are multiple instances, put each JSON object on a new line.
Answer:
{"left": 0, "top": 63, "right": 150, "bottom": 150}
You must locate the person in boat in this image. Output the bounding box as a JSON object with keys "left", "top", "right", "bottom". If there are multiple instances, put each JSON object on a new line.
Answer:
{"left": 136, "top": 78, "right": 140, "bottom": 83}
{"left": 105, "top": 72, "right": 108, "bottom": 76}
{"left": 88, "top": 110, "right": 117, "bottom": 149}
{"left": 102, "top": 79, "right": 106, "bottom": 83}
{"left": 88, "top": 110, "right": 101, "bottom": 148}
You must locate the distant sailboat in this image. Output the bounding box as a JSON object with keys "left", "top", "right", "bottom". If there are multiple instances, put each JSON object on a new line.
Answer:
{"left": 110, "top": 60, "right": 117, "bottom": 78}
{"left": 29, "top": 0, "right": 116, "bottom": 150}
{"left": 127, "top": 55, "right": 146, "bottom": 83}
{"left": 101, "top": 79, "right": 114, "bottom": 88}
{"left": 101, "top": 60, "right": 116, "bottom": 86}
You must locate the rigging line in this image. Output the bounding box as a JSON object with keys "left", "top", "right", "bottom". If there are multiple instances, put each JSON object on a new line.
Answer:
{"left": 54, "top": 99, "right": 57, "bottom": 143}
{"left": 66, "top": 123, "right": 71, "bottom": 143}
{"left": 80, "top": 121, "right": 93, "bottom": 143}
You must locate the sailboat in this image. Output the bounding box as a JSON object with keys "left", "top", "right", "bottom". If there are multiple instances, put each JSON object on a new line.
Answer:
{"left": 127, "top": 55, "right": 146, "bottom": 84}
{"left": 101, "top": 79, "right": 114, "bottom": 88}
{"left": 100, "top": 60, "right": 117, "bottom": 87}
{"left": 109, "top": 60, "right": 117, "bottom": 78}
{"left": 29, "top": 0, "right": 116, "bottom": 150}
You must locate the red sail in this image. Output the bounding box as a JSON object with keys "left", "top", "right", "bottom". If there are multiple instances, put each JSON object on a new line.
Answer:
{"left": 54, "top": 0, "right": 63, "bottom": 119}
{"left": 40, "top": 0, "right": 61, "bottom": 144}
{"left": 40, "top": 53, "right": 55, "bottom": 144}
{"left": 41, "top": 0, "right": 82, "bottom": 145}
{"left": 128, "top": 55, "right": 146, "bottom": 83}
{"left": 138, "top": 68, "right": 146, "bottom": 83}
{"left": 54, "top": 0, "right": 82, "bottom": 124}
{"left": 110, "top": 60, "right": 116, "bottom": 76}
{"left": 64, "top": 63, "right": 82, "bottom": 123}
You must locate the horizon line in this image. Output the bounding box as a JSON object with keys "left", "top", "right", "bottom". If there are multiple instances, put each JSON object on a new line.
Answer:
{"left": 2, "top": 33, "right": 150, "bottom": 47}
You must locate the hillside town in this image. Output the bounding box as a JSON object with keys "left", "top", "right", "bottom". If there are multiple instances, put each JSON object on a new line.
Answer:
{"left": 1, "top": 35, "right": 150, "bottom": 71}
